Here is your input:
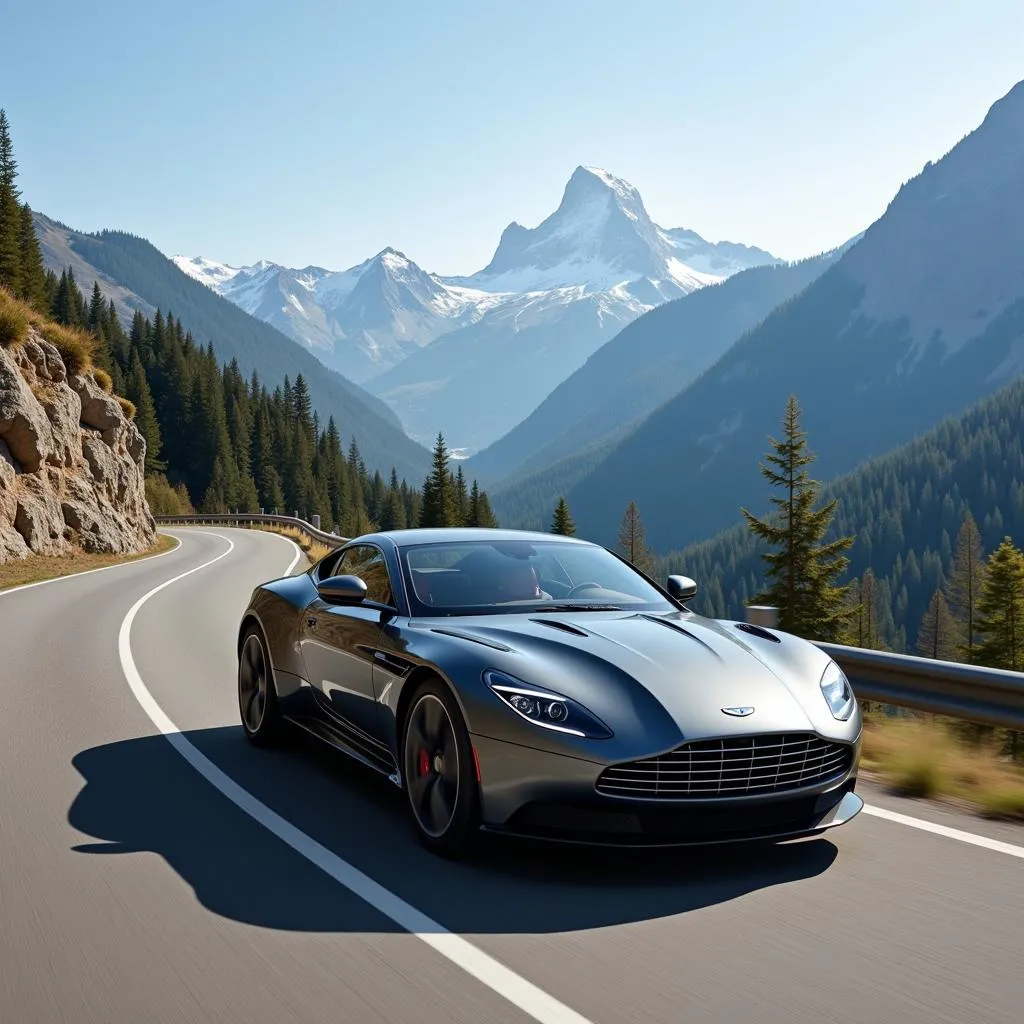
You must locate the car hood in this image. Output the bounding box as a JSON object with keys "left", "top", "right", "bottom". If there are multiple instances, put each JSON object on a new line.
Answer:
{"left": 417, "top": 609, "right": 841, "bottom": 744}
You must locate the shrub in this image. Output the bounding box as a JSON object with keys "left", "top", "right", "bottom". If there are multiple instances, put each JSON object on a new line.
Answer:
{"left": 117, "top": 396, "right": 136, "bottom": 420}
{"left": 38, "top": 322, "right": 95, "bottom": 375}
{"left": 977, "top": 783, "right": 1024, "bottom": 821}
{"left": 92, "top": 367, "right": 113, "bottom": 393}
{"left": 0, "top": 289, "right": 30, "bottom": 349}
{"left": 146, "top": 473, "right": 186, "bottom": 515}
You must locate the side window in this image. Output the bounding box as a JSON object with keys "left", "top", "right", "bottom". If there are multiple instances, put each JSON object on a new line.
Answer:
{"left": 337, "top": 545, "right": 394, "bottom": 606}
{"left": 315, "top": 548, "right": 346, "bottom": 581}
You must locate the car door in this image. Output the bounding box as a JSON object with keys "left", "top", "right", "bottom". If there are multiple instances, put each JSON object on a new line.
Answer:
{"left": 299, "top": 543, "right": 394, "bottom": 748}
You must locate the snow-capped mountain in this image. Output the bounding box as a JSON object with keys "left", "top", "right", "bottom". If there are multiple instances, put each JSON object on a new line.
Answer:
{"left": 447, "top": 165, "right": 723, "bottom": 298}
{"left": 174, "top": 166, "right": 779, "bottom": 445}
{"left": 173, "top": 248, "right": 490, "bottom": 382}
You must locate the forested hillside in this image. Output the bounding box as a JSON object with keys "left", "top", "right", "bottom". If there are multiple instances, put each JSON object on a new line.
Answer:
{"left": 34, "top": 215, "right": 431, "bottom": 482}
{"left": 665, "top": 376, "right": 1024, "bottom": 653}
{"left": 39, "top": 268, "right": 497, "bottom": 534}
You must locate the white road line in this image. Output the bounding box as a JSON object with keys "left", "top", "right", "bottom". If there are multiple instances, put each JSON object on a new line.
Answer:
{"left": 113, "top": 529, "right": 1024, "bottom": 1024}
{"left": 0, "top": 532, "right": 181, "bottom": 599}
{"left": 118, "top": 530, "right": 595, "bottom": 1024}
{"left": 862, "top": 804, "right": 1024, "bottom": 859}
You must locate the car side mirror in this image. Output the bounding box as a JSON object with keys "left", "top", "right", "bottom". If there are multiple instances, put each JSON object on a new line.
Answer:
{"left": 667, "top": 574, "right": 697, "bottom": 602}
{"left": 316, "top": 574, "right": 368, "bottom": 603}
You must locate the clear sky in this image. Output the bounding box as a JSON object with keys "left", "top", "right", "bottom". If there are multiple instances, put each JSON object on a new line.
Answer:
{"left": 3, "top": 1, "right": 1022, "bottom": 274}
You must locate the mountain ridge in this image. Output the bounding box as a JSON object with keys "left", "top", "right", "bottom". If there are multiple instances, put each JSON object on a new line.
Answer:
{"left": 497, "top": 79, "right": 1024, "bottom": 551}
{"left": 33, "top": 213, "right": 432, "bottom": 482}
{"left": 473, "top": 246, "right": 847, "bottom": 484}
{"left": 174, "top": 165, "right": 781, "bottom": 447}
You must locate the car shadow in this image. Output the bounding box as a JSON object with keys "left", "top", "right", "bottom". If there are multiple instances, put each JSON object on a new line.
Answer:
{"left": 68, "top": 725, "right": 841, "bottom": 935}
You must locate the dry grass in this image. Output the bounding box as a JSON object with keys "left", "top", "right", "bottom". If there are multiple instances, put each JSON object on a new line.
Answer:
{"left": 861, "top": 712, "right": 1024, "bottom": 821}
{"left": 38, "top": 321, "right": 95, "bottom": 375}
{"left": 0, "top": 534, "right": 178, "bottom": 592}
{"left": 117, "top": 396, "right": 137, "bottom": 420}
{"left": 0, "top": 288, "right": 31, "bottom": 349}
{"left": 92, "top": 367, "right": 113, "bottom": 393}
{"left": 254, "top": 523, "right": 334, "bottom": 566}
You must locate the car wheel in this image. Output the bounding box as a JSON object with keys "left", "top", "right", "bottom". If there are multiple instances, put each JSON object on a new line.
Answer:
{"left": 402, "top": 678, "right": 479, "bottom": 857}
{"left": 238, "top": 625, "right": 282, "bottom": 746}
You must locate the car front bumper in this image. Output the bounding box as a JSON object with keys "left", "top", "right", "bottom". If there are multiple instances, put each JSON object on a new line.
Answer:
{"left": 471, "top": 733, "right": 863, "bottom": 847}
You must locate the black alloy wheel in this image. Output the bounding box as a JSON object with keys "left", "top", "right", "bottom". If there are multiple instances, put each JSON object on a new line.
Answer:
{"left": 238, "top": 626, "right": 282, "bottom": 746}
{"left": 402, "top": 679, "right": 479, "bottom": 856}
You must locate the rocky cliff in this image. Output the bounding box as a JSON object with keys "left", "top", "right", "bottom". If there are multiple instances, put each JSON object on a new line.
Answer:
{"left": 0, "top": 329, "right": 156, "bottom": 563}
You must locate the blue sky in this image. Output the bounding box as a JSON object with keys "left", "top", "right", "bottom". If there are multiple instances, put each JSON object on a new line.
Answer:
{"left": 3, "top": 1, "right": 1023, "bottom": 273}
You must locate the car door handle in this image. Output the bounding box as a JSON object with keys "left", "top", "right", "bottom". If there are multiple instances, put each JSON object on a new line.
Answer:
{"left": 306, "top": 615, "right": 318, "bottom": 629}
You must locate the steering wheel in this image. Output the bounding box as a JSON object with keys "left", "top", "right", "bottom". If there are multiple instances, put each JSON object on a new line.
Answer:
{"left": 567, "top": 581, "right": 604, "bottom": 598}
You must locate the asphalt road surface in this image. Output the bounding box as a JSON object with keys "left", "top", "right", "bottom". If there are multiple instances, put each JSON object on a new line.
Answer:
{"left": 1, "top": 526, "right": 1022, "bottom": 1024}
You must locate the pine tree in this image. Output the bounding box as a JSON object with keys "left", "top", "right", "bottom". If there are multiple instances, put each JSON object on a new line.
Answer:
{"left": 87, "top": 280, "right": 105, "bottom": 333}
{"left": 380, "top": 473, "right": 408, "bottom": 531}
{"left": 419, "top": 432, "right": 455, "bottom": 527}
{"left": 974, "top": 537, "right": 1024, "bottom": 672}
{"left": 847, "top": 570, "right": 887, "bottom": 650}
{"left": 617, "top": 500, "right": 655, "bottom": 575}
{"left": 944, "top": 513, "right": 988, "bottom": 663}
{"left": 472, "top": 486, "right": 498, "bottom": 528}
{"left": 453, "top": 465, "right": 469, "bottom": 526}
{"left": 741, "top": 395, "right": 855, "bottom": 641}
{"left": 0, "top": 109, "right": 23, "bottom": 296}
{"left": 916, "top": 588, "right": 958, "bottom": 661}
{"left": 17, "top": 204, "right": 46, "bottom": 310}
{"left": 201, "top": 456, "right": 231, "bottom": 513}
{"left": 126, "top": 350, "right": 164, "bottom": 473}
{"left": 551, "top": 496, "right": 576, "bottom": 536}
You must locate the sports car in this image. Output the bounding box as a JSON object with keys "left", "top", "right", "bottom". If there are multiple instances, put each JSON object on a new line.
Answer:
{"left": 237, "top": 528, "right": 863, "bottom": 855}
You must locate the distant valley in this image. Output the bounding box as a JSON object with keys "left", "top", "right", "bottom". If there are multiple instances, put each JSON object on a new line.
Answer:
{"left": 174, "top": 166, "right": 779, "bottom": 450}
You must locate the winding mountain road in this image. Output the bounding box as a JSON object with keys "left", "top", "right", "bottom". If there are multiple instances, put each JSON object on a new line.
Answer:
{"left": 1, "top": 527, "right": 1022, "bottom": 1024}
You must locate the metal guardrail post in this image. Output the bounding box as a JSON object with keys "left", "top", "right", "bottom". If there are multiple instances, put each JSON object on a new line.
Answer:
{"left": 745, "top": 605, "right": 779, "bottom": 628}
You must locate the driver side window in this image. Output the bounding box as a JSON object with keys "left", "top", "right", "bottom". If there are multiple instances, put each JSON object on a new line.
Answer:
{"left": 337, "top": 545, "right": 394, "bottom": 606}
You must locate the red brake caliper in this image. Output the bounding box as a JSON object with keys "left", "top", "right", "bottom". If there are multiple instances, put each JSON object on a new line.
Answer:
{"left": 418, "top": 749, "right": 430, "bottom": 776}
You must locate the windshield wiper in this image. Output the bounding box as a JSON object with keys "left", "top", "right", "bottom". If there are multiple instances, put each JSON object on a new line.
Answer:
{"left": 531, "top": 603, "right": 625, "bottom": 612}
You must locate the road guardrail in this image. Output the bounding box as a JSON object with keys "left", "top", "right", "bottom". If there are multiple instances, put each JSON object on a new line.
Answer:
{"left": 155, "top": 515, "right": 1024, "bottom": 730}
{"left": 155, "top": 513, "right": 348, "bottom": 551}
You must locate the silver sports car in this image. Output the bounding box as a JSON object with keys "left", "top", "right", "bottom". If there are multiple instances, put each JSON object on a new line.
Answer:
{"left": 237, "top": 528, "right": 863, "bottom": 855}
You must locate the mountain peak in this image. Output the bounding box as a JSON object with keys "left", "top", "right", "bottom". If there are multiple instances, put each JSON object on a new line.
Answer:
{"left": 471, "top": 164, "right": 668, "bottom": 287}
{"left": 566, "top": 165, "right": 642, "bottom": 203}
{"left": 372, "top": 247, "right": 415, "bottom": 271}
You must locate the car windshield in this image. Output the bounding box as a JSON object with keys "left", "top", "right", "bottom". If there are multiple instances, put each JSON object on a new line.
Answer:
{"left": 398, "top": 539, "right": 674, "bottom": 616}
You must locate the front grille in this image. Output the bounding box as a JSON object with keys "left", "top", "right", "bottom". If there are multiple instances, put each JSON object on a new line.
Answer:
{"left": 596, "top": 732, "right": 852, "bottom": 799}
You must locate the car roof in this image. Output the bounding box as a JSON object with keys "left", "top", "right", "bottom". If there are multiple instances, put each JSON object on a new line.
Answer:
{"left": 350, "top": 527, "right": 596, "bottom": 548}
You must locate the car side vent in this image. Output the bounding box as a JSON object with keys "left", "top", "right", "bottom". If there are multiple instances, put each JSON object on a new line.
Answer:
{"left": 735, "top": 622, "right": 781, "bottom": 643}
{"left": 428, "top": 628, "right": 513, "bottom": 652}
{"left": 530, "top": 619, "right": 589, "bottom": 638}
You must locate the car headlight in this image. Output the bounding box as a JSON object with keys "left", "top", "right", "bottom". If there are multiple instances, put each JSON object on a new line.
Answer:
{"left": 820, "top": 660, "right": 856, "bottom": 721}
{"left": 483, "top": 670, "right": 613, "bottom": 739}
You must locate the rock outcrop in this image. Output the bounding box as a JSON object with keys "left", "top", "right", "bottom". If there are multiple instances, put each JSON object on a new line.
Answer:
{"left": 0, "top": 330, "right": 156, "bottom": 562}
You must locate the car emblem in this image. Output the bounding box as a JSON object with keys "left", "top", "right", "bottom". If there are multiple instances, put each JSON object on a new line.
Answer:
{"left": 721, "top": 706, "right": 755, "bottom": 717}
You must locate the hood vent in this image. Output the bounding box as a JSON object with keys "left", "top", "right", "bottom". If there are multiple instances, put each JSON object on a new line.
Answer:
{"left": 638, "top": 613, "right": 722, "bottom": 657}
{"left": 530, "top": 618, "right": 589, "bottom": 638}
{"left": 428, "top": 628, "right": 512, "bottom": 652}
{"left": 735, "top": 622, "right": 781, "bottom": 644}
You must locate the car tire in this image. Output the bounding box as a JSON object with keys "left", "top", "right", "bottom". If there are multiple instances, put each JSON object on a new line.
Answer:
{"left": 238, "top": 624, "right": 283, "bottom": 747}
{"left": 401, "top": 677, "right": 480, "bottom": 857}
